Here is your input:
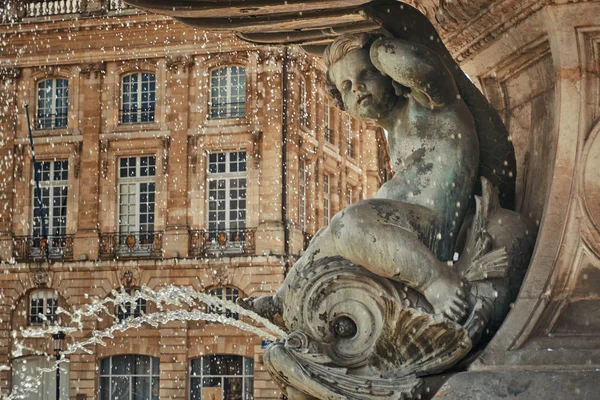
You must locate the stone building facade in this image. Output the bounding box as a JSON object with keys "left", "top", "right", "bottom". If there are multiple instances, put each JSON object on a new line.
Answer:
{"left": 0, "top": 3, "right": 387, "bottom": 399}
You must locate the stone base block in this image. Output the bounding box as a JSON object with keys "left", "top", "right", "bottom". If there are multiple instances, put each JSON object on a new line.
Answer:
{"left": 432, "top": 370, "right": 599, "bottom": 399}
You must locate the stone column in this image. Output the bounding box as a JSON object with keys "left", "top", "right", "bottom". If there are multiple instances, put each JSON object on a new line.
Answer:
{"left": 255, "top": 54, "right": 285, "bottom": 256}
{"left": 73, "top": 63, "right": 105, "bottom": 260}
{"left": 0, "top": 68, "right": 20, "bottom": 262}
{"left": 162, "top": 56, "right": 193, "bottom": 258}
{"left": 158, "top": 321, "right": 188, "bottom": 400}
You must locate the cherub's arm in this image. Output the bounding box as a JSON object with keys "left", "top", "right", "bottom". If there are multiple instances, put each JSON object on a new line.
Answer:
{"left": 369, "top": 37, "right": 459, "bottom": 109}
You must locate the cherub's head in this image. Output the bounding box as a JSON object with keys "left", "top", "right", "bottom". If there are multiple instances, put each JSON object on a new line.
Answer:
{"left": 325, "top": 33, "right": 400, "bottom": 121}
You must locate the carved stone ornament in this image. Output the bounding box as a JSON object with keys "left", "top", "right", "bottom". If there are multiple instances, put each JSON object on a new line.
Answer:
{"left": 189, "top": 135, "right": 199, "bottom": 173}
{"left": 165, "top": 54, "right": 195, "bottom": 72}
{"left": 162, "top": 136, "right": 170, "bottom": 173}
{"left": 79, "top": 62, "right": 106, "bottom": 79}
{"left": 32, "top": 268, "right": 50, "bottom": 288}
{"left": 212, "top": 266, "right": 230, "bottom": 287}
{"left": 99, "top": 139, "right": 109, "bottom": 179}
{"left": 252, "top": 130, "right": 263, "bottom": 168}
{"left": 121, "top": 270, "right": 137, "bottom": 289}
{"left": 33, "top": 65, "right": 71, "bottom": 78}
{"left": 73, "top": 141, "right": 83, "bottom": 178}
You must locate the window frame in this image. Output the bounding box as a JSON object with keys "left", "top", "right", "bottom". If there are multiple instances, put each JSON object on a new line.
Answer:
{"left": 208, "top": 65, "right": 247, "bottom": 120}
{"left": 323, "top": 174, "right": 330, "bottom": 226}
{"left": 299, "top": 159, "right": 307, "bottom": 231}
{"left": 324, "top": 101, "right": 332, "bottom": 143}
{"left": 206, "top": 151, "right": 248, "bottom": 238}
{"left": 98, "top": 355, "right": 159, "bottom": 400}
{"left": 36, "top": 78, "right": 69, "bottom": 130}
{"left": 346, "top": 116, "right": 354, "bottom": 158}
{"left": 299, "top": 78, "right": 308, "bottom": 128}
{"left": 189, "top": 355, "right": 254, "bottom": 400}
{"left": 207, "top": 286, "right": 241, "bottom": 320}
{"left": 31, "top": 160, "right": 69, "bottom": 241}
{"left": 115, "top": 288, "right": 147, "bottom": 322}
{"left": 29, "top": 289, "right": 58, "bottom": 325}
{"left": 117, "top": 155, "right": 157, "bottom": 235}
{"left": 119, "top": 71, "right": 157, "bottom": 124}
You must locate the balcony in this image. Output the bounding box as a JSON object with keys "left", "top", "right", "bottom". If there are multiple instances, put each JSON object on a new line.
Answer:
{"left": 189, "top": 228, "right": 256, "bottom": 258}
{"left": 13, "top": 235, "right": 74, "bottom": 262}
{"left": 99, "top": 231, "right": 163, "bottom": 259}
{"left": 21, "top": 1, "right": 82, "bottom": 18}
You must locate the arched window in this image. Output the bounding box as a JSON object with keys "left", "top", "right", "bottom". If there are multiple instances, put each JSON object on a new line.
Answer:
{"left": 29, "top": 289, "right": 58, "bottom": 325}
{"left": 190, "top": 355, "right": 254, "bottom": 400}
{"left": 12, "top": 356, "right": 69, "bottom": 400}
{"left": 99, "top": 355, "right": 159, "bottom": 400}
{"left": 120, "top": 72, "right": 156, "bottom": 124}
{"left": 37, "top": 78, "right": 68, "bottom": 129}
{"left": 208, "top": 286, "right": 240, "bottom": 320}
{"left": 209, "top": 66, "right": 246, "bottom": 119}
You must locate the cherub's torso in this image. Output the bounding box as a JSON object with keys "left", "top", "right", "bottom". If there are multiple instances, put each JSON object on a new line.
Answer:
{"left": 376, "top": 97, "right": 479, "bottom": 243}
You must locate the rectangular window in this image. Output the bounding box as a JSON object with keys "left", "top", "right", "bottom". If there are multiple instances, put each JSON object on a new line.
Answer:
{"left": 29, "top": 290, "right": 58, "bottom": 325}
{"left": 346, "top": 116, "right": 354, "bottom": 157}
{"left": 323, "top": 174, "right": 330, "bottom": 226}
{"left": 116, "top": 289, "right": 147, "bottom": 322}
{"left": 324, "top": 102, "right": 332, "bottom": 143}
{"left": 346, "top": 186, "right": 353, "bottom": 205}
{"left": 209, "top": 66, "right": 246, "bottom": 119}
{"left": 299, "top": 159, "right": 306, "bottom": 231}
{"left": 207, "top": 151, "right": 247, "bottom": 244}
{"left": 32, "top": 160, "right": 68, "bottom": 251}
{"left": 121, "top": 72, "right": 156, "bottom": 124}
{"left": 117, "top": 156, "right": 156, "bottom": 253}
{"left": 208, "top": 287, "right": 240, "bottom": 320}
{"left": 300, "top": 79, "right": 308, "bottom": 127}
{"left": 37, "top": 78, "right": 68, "bottom": 129}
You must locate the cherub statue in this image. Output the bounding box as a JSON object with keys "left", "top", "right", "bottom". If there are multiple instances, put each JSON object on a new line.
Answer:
{"left": 239, "top": 3, "right": 536, "bottom": 399}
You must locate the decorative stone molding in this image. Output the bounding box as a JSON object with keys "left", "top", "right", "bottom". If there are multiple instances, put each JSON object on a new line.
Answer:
{"left": 189, "top": 135, "right": 199, "bottom": 173}
{"left": 161, "top": 136, "right": 170, "bottom": 173}
{"left": 99, "top": 139, "right": 109, "bottom": 179}
{"left": 165, "top": 54, "right": 195, "bottom": 72}
{"left": 13, "top": 144, "right": 23, "bottom": 180}
{"left": 118, "top": 59, "right": 158, "bottom": 71}
{"left": 79, "top": 61, "right": 105, "bottom": 79}
{"left": 31, "top": 267, "right": 50, "bottom": 288}
{"left": 73, "top": 141, "right": 83, "bottom": 178}
{"left": 252, "top": 130, "right": 263, "bottom": 168}
{"left": 33, "top": 65, "right": 73, "bottom": 78}
{"left": 211, "top": 266, "right": 230, "bottom": 287}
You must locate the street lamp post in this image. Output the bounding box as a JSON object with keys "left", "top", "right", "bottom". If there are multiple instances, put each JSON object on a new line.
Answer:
{"left": 52, "top": 331, "right": 65, "bottom": 400}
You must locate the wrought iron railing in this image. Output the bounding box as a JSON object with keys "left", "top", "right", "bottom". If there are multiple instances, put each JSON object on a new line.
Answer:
{"left": 99, "top": 231, "right": 163, "bottom": 259}
{"left": 208, "top": 102, "right": 247, "bottom": 119}
{"left": 13, "top": 235, "right": 74, "bottom": 261}
{"left": 189, "top": 228, "right": 256, "bottom": 257}
{"left": 22, "top": 0, "right": 82, "bottom": 18}
{"left": 324, "top": 127, "right": 333, "bottom": 143}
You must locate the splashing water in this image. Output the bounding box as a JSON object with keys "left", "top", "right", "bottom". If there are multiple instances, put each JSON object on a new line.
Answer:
{"left": 5, "top": 284, "right": 287, "bottom": 400}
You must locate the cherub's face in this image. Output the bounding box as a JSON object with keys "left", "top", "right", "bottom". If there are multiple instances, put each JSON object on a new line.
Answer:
{"left": 328, "top": 48, "right": 397, "bottom": 121}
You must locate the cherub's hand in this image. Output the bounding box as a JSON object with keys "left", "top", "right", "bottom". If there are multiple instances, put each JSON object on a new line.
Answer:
{"left": 423, "top": 268, "right": 469, "bottom": 322}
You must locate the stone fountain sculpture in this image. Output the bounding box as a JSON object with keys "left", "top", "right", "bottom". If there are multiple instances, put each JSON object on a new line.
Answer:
{"left": 238, "top": 3, "right": 536, "bottom": 399}
{"left": 123, "top": 1, "right": 537, "bottom": 398}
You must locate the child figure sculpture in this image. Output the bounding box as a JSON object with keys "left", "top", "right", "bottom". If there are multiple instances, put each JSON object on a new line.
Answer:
{"left": 240, "top": 4, "right": 535, "bottom": 399}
